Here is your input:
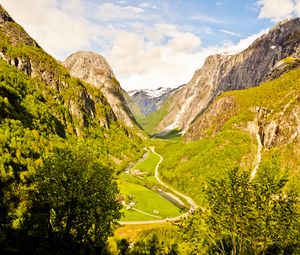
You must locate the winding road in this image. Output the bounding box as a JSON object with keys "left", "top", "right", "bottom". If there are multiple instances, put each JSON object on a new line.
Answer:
{"left": 119, "top": 147, "right": 198, "bottom": 225}
{"left": 151, "top": 147, "right": 198, "bottom": 209}
{"left": 120, "top": 119, "right": 263, "bottom": 225}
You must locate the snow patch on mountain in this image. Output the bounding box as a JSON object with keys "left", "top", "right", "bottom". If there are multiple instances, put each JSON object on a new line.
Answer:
{"left": 128, "top": 87, "right": 172, "bottom": 99}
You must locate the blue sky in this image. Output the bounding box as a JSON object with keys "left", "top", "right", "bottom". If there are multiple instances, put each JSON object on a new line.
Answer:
{"left": 1, "top": 0, "right": 300, "bottom": 90}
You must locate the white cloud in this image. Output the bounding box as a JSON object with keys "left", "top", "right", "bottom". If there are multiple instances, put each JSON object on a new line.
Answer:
{"left": 0, "top": 1, "right": 273, "bottom": 91}
{"left": 97, "top": 3, "right": 145, "bottom": 22}
{"left": 168, "top": 33, "right": 201, "bottom": 53}
{"left": 220, "top": 29, "right": 243, "bottom": 37}
{"left": 190, "top": 14, "right": 221, "bottom": 23}
{"left": 257, "top": 0, "right": 295, "bottom": 21}
{"left": 215, "top": 29, "right": 269, "bottom": 54}
{"left": 139, "top": 2, "right": 151, "bottom": 8}
{"left": 1, "top": 0, "right": 92, "bottom": 58}
{"left": 108, "top": 24, "right": 267, "bottom": 90}
{"left": 295, "top": 0, "right": 300, "bottom": 15}
{"left": 107, "top": 25, "right": 204, "bottom": 90}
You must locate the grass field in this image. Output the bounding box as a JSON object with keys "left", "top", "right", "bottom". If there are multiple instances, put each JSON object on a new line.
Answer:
{"left": 132, "top": 152, "right": 160, "bottom": 176}
{"left": 108, "top": 223, "right": 179, "bottom": 253}
{"left": 119, "top": 180, "right": 181, "bottom": 221}
{"left": 110, "top": 222, "right": 174, "bottom": 242}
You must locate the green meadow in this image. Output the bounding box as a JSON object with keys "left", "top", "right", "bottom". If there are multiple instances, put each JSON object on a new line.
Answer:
{"left": 119, "top": 180, "right": 181, "bottom": 221}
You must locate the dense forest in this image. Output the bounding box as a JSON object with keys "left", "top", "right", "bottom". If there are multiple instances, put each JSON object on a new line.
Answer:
{"left": 0, "top": 6, "right": 144, "bottom": 253}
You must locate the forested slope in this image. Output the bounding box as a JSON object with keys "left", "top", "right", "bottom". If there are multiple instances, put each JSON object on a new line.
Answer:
{"left": 0, "top": 5, "right": 144, "bottom": 253}
{"left": 157, "top": 65, "right": 300, "bottom": 204}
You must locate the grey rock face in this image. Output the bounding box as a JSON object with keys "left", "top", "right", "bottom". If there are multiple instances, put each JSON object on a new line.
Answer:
{"left": 185, "top": 95, "right": 237, "bottom": 141}
{"left": 157, "top": 18, "right": 300, "bottom": 133}
{"left": 63, "top": 51, "right": 137, "bottom": 128}
{"left": 257, "top": 101, "right": 300, "bottom": 149}
{"left": 0, "top": 4, "right": 39, "bottom": 47}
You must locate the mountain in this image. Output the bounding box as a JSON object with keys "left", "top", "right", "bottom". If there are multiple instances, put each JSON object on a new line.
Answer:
{"left": 63, "top": 51, "right": 138, "bottom": 128}
{"left": 0, "top": 4, "right": 143, "bottom": 166}
{"left": 128, "top": 87, "right": 176, "bottom": 116}
{"left": 157, "top": 65, "right": 300, "bottom": 204}
{"left": 126, "top": 87, "right": 182, "bottom": 134}
{"left": 152, "top": 18, "right": 300, "bottom": 134}
{"left": 186, "top": 55, "right": 300, "bottom": 143}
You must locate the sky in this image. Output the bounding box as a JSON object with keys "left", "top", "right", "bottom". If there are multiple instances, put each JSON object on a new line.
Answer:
{"left": 1, "top": 0, "right": 300, "bottom": 90}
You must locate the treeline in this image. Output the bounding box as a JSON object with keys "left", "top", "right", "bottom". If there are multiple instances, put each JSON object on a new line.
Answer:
{"left": 1, "top": 147, "right": 121, "bottom": 254}
{"left": 156, "top": 129, "right": 256, "bottom": 205}
{"left": 0, "top": 53, "right": 143, "bottom": 253}
{"left": 180, "top": 161, "right": 300, "bottom": 254}
{"left": 110, "top": 161, "right": 300, "bottom": 255}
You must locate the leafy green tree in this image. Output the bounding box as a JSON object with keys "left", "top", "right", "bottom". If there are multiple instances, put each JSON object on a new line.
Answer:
{"left": 117, "top": 238, "right": 130, "bottom": 255}
{"left": 127, "top": 233, "right": 179, "bottom": 255}
{"left": 25, "top": 147, "right": 122, "bottom": 254}
{"left": 181, "top": 162, "right": 299, "bottom": 255}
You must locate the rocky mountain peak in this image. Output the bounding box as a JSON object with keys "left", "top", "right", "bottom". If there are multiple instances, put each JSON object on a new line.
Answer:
{"left": 155, "top": 17, "right": 300, "bottom": 134}
{"left": 63, "top": 51, "right": 138, "bottom": 128}
{"left": 0, "top": 4, "right": 39, "bottom": 47}
{"left": 63, "top": 51, "right": 115, "bottom": 89}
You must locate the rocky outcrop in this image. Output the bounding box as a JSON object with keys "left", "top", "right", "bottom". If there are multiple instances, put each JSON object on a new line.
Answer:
{"left": 256, "top": 98, "right": 300, "bottom": 149}
{"left": 0, "top": 5, "right": 39, "bottom": 47}
{"left": 264, "top": 47, "right": 300, "bottom": 81}
{"left": 186, "top": 87, "right": 300, "bottom": 150}
{"left": 63, "top": 51, "right": 138, "bottom": 128}
{"left": 186, "top": 95, "right": 237, "bottom": 141}
{"left": 157, "top": 18, "right": 300, "bottom": 134}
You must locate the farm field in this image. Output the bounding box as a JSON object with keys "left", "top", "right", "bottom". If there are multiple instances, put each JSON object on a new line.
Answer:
{"left": 132, "top": 151, "right": 160, "bottom": 176}
{"left": 119, "top": 180, "right": 181, "bottom": 221}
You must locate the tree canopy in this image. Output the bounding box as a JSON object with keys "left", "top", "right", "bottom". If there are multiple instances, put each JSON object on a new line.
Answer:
{"left": 0, "top": 146, "right": 122, "bottom": 254}
{"left": 25, "top": 147, "right": 122, "bottom": 254}
{"left": 180, "top": 162, "right": 300, "bottom": 255}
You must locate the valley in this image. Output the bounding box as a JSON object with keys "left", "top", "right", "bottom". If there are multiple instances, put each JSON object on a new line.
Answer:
{"left": 0, "top": 2, "right": 299, "bottom": 255}
{"left": 118, "top": 147, "right": 196, "bottom": 224}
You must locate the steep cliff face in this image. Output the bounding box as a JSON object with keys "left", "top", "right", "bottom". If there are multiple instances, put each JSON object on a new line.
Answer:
{"left": 0, "top": 4, "right": 118, "bottom": 135}
{"left": 184, "top": 66, "right": 300, "bottom": 193}
{"left": 186, "top": 95, "right": 238, "bottom": 141}
{"left": 157, "top": 18, "right": 300, "bottom": 133}
{"left": 186, "top": 65, "right": 300, "bottom": 158}
{"left": 256, "top": 100, "right": 300, "bottom": 149}
{"left": 63, "top": 51, "right": 138, "bottom": 128}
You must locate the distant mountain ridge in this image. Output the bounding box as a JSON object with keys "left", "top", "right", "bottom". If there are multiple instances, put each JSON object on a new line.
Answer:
{"left": 127, "top": 87, "right": 177, "bottom": 116}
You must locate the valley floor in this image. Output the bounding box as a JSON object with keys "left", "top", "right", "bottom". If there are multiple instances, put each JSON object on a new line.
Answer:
{"left": 118, "top": 147, "right": 196, "bottom": 224}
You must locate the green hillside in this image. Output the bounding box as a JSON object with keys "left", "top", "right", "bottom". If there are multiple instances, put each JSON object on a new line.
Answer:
{"left": 156, "top": 66, "right": 300, "bottom": 204}
{"left": 136, "top": 99, "right": 171, "bottom": 135}
{"left": 1, "top": 4, "right": 300, "bottom": 255}
{"left": 0, "top": 9, "right": 144, "bottom": 253}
